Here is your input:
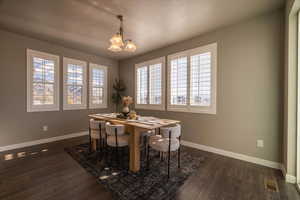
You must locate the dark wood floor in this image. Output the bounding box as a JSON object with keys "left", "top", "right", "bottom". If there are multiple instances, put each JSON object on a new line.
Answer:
{"left": 0, "top": 137, "right": 299, "bottom": 200}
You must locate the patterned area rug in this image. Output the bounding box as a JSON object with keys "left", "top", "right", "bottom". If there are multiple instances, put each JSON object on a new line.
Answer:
{"left": 65, "top": 144, "right": 204, "bottom": 200}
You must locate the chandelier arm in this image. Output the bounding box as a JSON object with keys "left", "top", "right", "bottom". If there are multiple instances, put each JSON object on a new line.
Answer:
{"left": 117, "top": 15, "right": 124, "bottom": 42}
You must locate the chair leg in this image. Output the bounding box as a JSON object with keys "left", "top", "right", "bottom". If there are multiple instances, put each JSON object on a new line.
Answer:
{"left": 178, "top": 136, "right": 181, "bottom": 168}
{"left": 99, "top": 123, "right": 103, "bottom": 155}
{"left": 144, "top": 135, "right": 148, "bottom": 161}
{"left": 105, "top": 133, "right": 108, "bottom": 165}
{"left": 89, "top": 127, "right": 92, "bottom": 153}
{"left": 178, "top": 148, "right": 181, "bottom": 169}
{"left": 147, "top": 142, "right": 150, "bottom": 170}
{"left": 120, "top": 147, "right": 124, "bottom": 168}
{"left": 100, "top": 138, "right": 106, "bottom": 163}
{"left": 115, "top": 128, "right": 119, "bottom": 168}
{"left": 110, "top": 147, "right": 114, "bottom": 166}
{"left": 167, "top": 151, "right": 170, "bottom": 179}
{"left": 97, "top": 139, "right": 103, "bottom": 161}
{"left": 167, "top": 130, "right": 171, "bottom": 179}
{"left": 116, "top": 146, "right": 119, "bottom": 168}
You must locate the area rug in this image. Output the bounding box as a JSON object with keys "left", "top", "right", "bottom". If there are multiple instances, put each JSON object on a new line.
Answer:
{"left": 65, "top": 143, "right": 205, "bottom": 200}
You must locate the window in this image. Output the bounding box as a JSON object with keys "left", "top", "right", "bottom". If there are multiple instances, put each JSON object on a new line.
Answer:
{"left": 89, "top": 63, "right": 108, "bottom": 109}
{"left": 190, "top": 52, "right": 211, "bottom": 106}
{"left": 63, "top": 57, "right": 87, "bottom": 110}
{"left": 167, "top": 43, "right": 217, "bottom": 114}
{"left": 27, "top": 49, "right": 60, "bottom": 112}
{"left": 135, "top": 57, "right": 165, "bottom": 110}
{"left": 136, "top": 66, "right": 148, "bottom": 104}
{"left": 170, "top": 56, "right": 188, "bottom": 105}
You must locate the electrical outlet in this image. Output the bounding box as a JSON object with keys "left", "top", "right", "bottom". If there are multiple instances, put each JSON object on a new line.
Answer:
{"left": 43, "top": 125, "right": 48, "bottom": 132}
{"left": 257, "top": 140, "right": 264, "bottom": 148}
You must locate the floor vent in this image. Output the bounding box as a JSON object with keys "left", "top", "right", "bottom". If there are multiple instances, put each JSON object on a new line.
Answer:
{"left": 264, "top": 177, "right": 279, "bottom": 192}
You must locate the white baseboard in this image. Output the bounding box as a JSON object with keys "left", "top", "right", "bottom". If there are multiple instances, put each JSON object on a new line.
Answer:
{"left": 280, "top": 164, "right": 297, "bottom": 184}
{"left": 181, "top": 140, "right": 281, "bottom": 169}
{"left": 0, "top": 131, "right": 89, "bottom": 152}
{"left": 280, "top": 163, "right": 287, "bottom": 177}
{"left": 286, "top": 174, "right": 297, "bottom": 184}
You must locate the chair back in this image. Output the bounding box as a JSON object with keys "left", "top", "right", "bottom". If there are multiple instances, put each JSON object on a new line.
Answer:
{"left": 105, "top": 123, "right": 125, "bottom": 136}
{"left": 90, "top": 119, "right": 106, "bottom": 130}
{"left": 160, "top": 124, "right": 181, "bottom": 138}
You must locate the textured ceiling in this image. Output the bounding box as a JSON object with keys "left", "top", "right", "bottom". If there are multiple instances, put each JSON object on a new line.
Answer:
{"left": 0, "top": 0, "right": 284, "bottom": 60}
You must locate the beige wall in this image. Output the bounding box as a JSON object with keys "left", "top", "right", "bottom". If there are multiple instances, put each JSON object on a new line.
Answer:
{"left": 119, "top": 10, "right": 284, "bottom": 163}
{"left": 0, "top": 29, "right": 118, "bottom": 146}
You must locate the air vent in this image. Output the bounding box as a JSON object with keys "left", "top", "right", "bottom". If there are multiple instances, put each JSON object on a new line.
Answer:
{"left": 264, "top": 177, "right": 279, "bottom": 192}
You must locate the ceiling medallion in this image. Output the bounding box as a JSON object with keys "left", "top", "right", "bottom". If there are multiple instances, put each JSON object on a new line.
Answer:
{"left": 108, "top": 15, "right": 137, "bottom": 53}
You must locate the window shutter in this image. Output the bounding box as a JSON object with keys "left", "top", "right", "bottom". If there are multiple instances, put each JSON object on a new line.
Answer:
{"left": 170, "top": 56, "right": 188, "bottom": 105}
{"left": 136, "top": 66, "right": 148, "bottom": 104}
{"left": 32, "top": 57, "right": 55, "bottom": 105}
{"left": 63, "top": 57, "right": 87, "bottom": 110}
{"left": 190, "top": 52, "right": 211, "bottom": 106}
{"left": 149, "top": 63, "right": 162, "bottom": 105}
{"left": 89, "top": 63, "right": 107, "bottom": 109}
{"left": 91, "top": 68, "right": 104, "bottom": 104}
{"left": 135, "top": 57, "right": 165, "bottom": 110}
{"left": 27, "top": 49, "right": 60, "bottom": 112}
{"left": 167, "top": 43, "right": 217, "bottom": 114}
{"left": 66, "top": 64, "right": 84, "bottom": 105}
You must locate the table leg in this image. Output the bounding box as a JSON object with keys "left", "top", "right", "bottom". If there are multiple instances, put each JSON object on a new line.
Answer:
{"left": 92, "top": 138, "right": 97, "bottom": 151}
{"left": 129, "top": 127, "right": 140, "bottom": 172}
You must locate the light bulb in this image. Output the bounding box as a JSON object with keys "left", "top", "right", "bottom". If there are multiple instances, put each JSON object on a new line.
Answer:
{"left": 108, "top": 43, "right": 122, "bottom": 52}
{"left": 124, "top": 40, "right": 137, "bottom": 52}
{"left": 110, "top": 33, "right": 124, "bottom": 46}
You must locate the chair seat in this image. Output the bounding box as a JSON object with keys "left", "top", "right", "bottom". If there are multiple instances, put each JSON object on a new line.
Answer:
{"left": 160, "top": 124, "right": 181, "bottom": 139}
{"left": 91, "top": 129, "right": 106, "bottom": 139}
{"left": 150, "top": 138, "right": 180, "bottom": 152}
{"left": 149, "top": 135, "right": 162, "bottom": 143}
{"left": 141, "top": 130, "right": 155, "bottom": 137}
{"left": 107, "top": 135, "right": 129, "bottom": 147}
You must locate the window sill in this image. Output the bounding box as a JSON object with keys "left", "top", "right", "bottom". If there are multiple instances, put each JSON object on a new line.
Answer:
{"left": 89, "top": 104, "right": 108, "bottom": 109}
{"left": 135, "top": 104, "right": 165, "bottom": 111}
{"left": 63, "top": 105, "right": 87, "bottom": 110}
{"left": 167, "top": 106, "right": 216, "bottom": 114}
{"left": 27, "top": 106, "right": 60, "bottom": 112}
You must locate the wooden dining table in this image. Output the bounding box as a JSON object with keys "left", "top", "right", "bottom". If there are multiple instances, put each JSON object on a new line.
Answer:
{"left": 88, "top": 113, "right": 180, "bottom": 172}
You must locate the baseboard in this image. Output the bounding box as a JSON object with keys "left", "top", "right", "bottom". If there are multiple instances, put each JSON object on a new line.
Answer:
{"left": 0, "top": 131, "right": 89, "bottom": 152}
{"left": 280, "top": 164, "right": 287, "bottom": 178}
{"left": 280, "top": 164, "right": 297, "bottom": 184}
{"left": 286, "top": 174, "right": 297, "bottom": 184}
{"left": 181, "top": 140, "right": 281, "bottom": 169}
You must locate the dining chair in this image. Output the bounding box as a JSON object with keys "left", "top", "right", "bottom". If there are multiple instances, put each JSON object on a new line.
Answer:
{"left": 105, "top": 123, "right": 129, "bottom": 168}
{"left": 147, "top": 124, "right": 181, "bottom": 179}
{"left": 140, "top": 130, "right": 156, "bottom": 161}
{"left": 89, "top": 119, "right": 106, "bottom": 157}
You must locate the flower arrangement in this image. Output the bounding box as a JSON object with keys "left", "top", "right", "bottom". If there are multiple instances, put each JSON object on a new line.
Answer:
{"left": 121, "top": 96, "right": 133, "bottom": 115}
{"left": 122, "top": 96, "right": 133, "bottom": 107}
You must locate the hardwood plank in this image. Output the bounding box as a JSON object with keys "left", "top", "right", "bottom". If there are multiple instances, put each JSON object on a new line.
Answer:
{"left": 0, "top": 137, "right": 299, "bottom": 200}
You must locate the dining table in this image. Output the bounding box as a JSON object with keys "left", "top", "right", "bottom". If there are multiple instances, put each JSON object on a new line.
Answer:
{"left": 88, "top": 113, "right": 180, "bottom": 172}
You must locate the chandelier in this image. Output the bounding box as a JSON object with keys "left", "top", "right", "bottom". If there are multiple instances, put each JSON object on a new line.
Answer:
{"left": 108, "top": 15, "right": 137, "bottom": 52}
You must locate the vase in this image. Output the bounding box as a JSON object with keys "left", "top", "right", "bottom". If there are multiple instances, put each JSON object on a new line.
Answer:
{"left": 122, "top": 106, "right": 130, "bottom": 116}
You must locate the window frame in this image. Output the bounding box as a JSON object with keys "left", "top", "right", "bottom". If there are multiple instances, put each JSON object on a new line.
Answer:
{"left": 89, "top": 63, "right": 108, "bottom": 109}
{"left": 134, "top": 57, "right": 166, "bottom": 110}
{"left": 167, "top": 43, "right": 217, "bottom": 114}
{"left": 63, "top": 57, "right": 87, "bottom": 110}
{"left": 26, "top": 49, "right": 60, "bottom": 112}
